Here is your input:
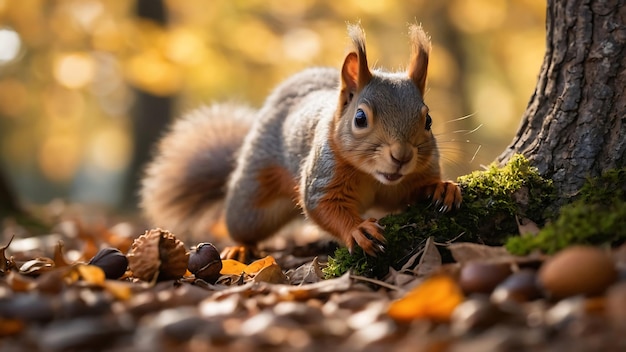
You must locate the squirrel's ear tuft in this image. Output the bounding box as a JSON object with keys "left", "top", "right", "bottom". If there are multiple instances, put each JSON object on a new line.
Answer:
{"left": 341, "top": 23, "right": 372, "bottom": 93}
{"left": 408, "top": 24, "right": 431, "bottom": 96}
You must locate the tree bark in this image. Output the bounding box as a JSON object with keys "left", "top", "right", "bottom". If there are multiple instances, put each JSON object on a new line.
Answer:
{"left": 0, "top": 166, "right": 20, "bottom": 216}
{"left": 122, "top": 0, "right": 173, "bottom": 209}
{"left": 498, "top": 0, "right": 626, "bottom": 203}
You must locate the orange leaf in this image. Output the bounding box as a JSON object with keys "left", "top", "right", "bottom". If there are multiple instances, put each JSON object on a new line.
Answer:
{"left": 388, "top": 275, "right": 464, "bottom": 323}
{"left": 76, "top": 264, "right": 106, "bottom": 286}
{"left": 244, "top": 255, "right": 277, "bottom": 275}
{"left": 220, "top": 259, "right": 248, "bottom": 275}
{"left": 0, "top": 319, "right": 24, "bottom": 337}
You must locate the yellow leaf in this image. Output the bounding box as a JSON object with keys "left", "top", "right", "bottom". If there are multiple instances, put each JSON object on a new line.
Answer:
{"left": 220, "top": 259, "right": 248, "bottom": 275}
{"left": 388, "top": 275, "right": 464, "bottom": 323}
{"left": 244, "top": 255, "right": 277, "bottom": 275}
{"left": 76, "top": 264, "right": 106, "bottom": 286}
{"left": 104, "top": 280, "right": 133, "bottom": 301}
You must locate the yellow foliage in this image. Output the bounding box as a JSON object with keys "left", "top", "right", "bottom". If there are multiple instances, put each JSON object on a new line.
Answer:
{"left": 0, "top": 0, "right": 546, "bottom": 201}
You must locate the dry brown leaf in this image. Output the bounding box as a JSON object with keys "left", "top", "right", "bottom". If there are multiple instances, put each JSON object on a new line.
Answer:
{"left": 447, "top": 243, "right": 511, "bottom": 264}
{"left": 35, "top": 268, "right": 68, "bottom": 293}
{"left": 0, "top": 235, "right": 14, "bottom": 274}
{"left": 53, "top": 240, "right": 71, "bottom": 267}
{"left": 387, "top": 267, "right": 419, "bottom": 287}
{"left": 387, "top": 275, "right": 464, "bottom": 323}
{"left": 415, "top": 236, "right": 442, "bottom": 277}
{"left": 286, "top": 257, "right": 324, "bottom": 285}
{"left": 254, "top": 263, "right": 289, "bottom": 284}
{"left": 5, "top": 271, "right": 35, "bottom": 292}
{"left": 286, "top": 271, "right": 353, "bottom": 299}
{"left": 516, "top": 216, "right": 541, "bottom": 236}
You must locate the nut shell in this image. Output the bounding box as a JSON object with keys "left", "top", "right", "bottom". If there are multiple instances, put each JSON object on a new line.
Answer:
{"left": 88, "top": 248, "right": 128, "bottom": 280}
{"left": 127, "top": 228, "right": 189, "bottom": 282}
{"left": 188, "top": 242, "right": 222, "bottom": 283}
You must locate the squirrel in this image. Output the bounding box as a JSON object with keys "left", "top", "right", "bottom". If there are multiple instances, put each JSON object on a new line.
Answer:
{"left": 140, "top": 24, "right": 462, "bottom": 257}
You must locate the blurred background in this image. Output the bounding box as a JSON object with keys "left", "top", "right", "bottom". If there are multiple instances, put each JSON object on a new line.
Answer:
{"left": 0, "top": 0, "right": 545, "bottom": 212}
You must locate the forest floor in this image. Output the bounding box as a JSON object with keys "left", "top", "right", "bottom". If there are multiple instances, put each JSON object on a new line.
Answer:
{"left": 0, "top": 202, "right": 625, "bottom": 352}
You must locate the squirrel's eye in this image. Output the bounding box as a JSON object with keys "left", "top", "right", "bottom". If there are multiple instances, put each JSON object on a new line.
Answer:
{"left": 425, "top": 114, "right": 432, "bottom": 131}
{"left": 354, "top": 108, "right": 368, "bottom": 128}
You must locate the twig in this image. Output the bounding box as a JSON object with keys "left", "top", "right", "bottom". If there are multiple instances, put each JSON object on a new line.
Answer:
{"left": 351, "top": 274, "right": 402, "bottom": 291}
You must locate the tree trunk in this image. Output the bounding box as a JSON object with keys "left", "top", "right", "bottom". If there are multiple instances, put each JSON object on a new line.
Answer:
{"left": 122, "top": 0, "right": 173, "bottom": 209}
{"left": 498, "top": 0, "right": 626, "bottom": 203}
{"left": 0, "top": 166, "right": 20, "bottom": 216}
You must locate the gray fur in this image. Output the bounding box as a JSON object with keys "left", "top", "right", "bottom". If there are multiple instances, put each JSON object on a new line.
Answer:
{"left": 225, "top": 68, "right": 339, "bottom": 243}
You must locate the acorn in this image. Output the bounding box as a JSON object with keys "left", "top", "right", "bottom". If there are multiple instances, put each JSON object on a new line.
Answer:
{"left": 127, "top": 228, "right": 189, "bottom": 282}
{"left": 88, "top": 248, "right": 128, "bottom": 279}
{"left": 188, "top": 242, "right": 222, "bottom": 283}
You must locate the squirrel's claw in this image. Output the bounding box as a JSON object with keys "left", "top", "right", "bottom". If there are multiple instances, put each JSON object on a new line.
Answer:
{"left": 351, "top": 218, "right": 386, "bottom": 257}
{"left": 431, "top": 181, "right": 462, "bottom": 213}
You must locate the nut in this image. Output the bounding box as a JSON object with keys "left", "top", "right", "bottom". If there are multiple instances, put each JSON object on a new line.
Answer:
{"left": 458, "top": 261, "right": 512, "bottom": 294}
{"left": 88, "top": 248, "right": 128, "bottom": 280}
{"left": 188, "top": 242, "right": 222, "bottom": 283}
{"left": 538, "top": 245, "right": 617, "bottom": 299}
{"left": 127, "top": 228, "right": 189, "bottom": 282}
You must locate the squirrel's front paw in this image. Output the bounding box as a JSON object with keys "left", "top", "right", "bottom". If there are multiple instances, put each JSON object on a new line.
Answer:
{"left": 349, "top": 218, "right": 386, "bottom": 257}
{"left": 431, "top": 181, "right": 462, "bottom": 212}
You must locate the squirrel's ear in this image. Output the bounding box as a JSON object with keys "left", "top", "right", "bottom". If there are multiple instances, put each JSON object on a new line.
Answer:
{"left": 408, "top": 24, "right": 431, "bottom": 96}
{"left": 341, "top": 24, "right": 372, "bottom": 93}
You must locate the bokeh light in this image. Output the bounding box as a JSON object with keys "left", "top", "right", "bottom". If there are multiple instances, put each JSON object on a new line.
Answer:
{"left": 54, "top": 53, "right": 96, "bottom": 89}
{"left": 0, "top": 27, "right": 21, "bottom": 64}
{"left": 0, "top": 0, "right": 546, "bottom": 207}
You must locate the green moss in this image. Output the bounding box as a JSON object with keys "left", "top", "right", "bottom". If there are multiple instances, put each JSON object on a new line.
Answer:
{"left": 505, "top": 167, "right": 626, "bottom": 255}
{"left": 323, "top": 154, "right": 554, "bottom": 278}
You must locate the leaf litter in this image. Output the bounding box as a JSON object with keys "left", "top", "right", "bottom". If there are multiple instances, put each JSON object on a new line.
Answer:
{"left": 0, "top": 208, "right": 625, "bottom": 351}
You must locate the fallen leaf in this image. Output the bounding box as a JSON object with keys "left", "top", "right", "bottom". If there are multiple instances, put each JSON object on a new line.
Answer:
{"left": 254, "top": 263, "right": 289, "bottom": 284}
{"left": 0, "top": 235, "right": 14, "bottom": 274}
{"left": 244, "top": 256, "right": 278, "bottom": 275}
{"left": 415, "top": 236, "right": 442, "bottom": 277}
{"left": 516, "top": 216, "right": 541, "bottom": 236}
{"left": 104, "top": 280, "right": 133, "bottom": 300}
{"left": 447, "top": 243, "right": 511, "bottom": 264}
{"left": 19, "top": 257, "right": 55, "bottom": 276}
{"left": 53, "top": 240, "right": 71, "bottom": 267}
{"left": 35, "top": 268, "right": 68, "bottom": 293}
{"left": 286, "top": 271, "right": 353, "bottom": 300}
{"left": 220, "top": 259, "right": 248, "bottom": 275}
{"left": 0, "top": 318, "right": 24, "bottom": 337}
{"left": 5, "top": 271, "right": 35, "bottom": 292}
{"left": 286, "top": 257, "right": 324, "bottom": 285}
{"left": 75, "top": 264, "right": 106, "bottom": 286}
{"left": 387, "top": 275, "right": 464, "bottom": 323}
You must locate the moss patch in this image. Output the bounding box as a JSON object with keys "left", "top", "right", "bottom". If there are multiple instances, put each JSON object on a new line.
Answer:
{"left": 505, "top": 167, "right": 626, "bottom": 255}
{"left": 323, "top": 154, "right": 554, "bottom": 278}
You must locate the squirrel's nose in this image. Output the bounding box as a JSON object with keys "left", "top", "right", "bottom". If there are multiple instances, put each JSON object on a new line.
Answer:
{"left": 390, "top": 147, "right": 413, "bottom": 166}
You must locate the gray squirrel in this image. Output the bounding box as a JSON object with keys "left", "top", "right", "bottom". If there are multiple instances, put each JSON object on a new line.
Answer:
{"left": 140, "top": 24, "right": 462, "bottom": 256}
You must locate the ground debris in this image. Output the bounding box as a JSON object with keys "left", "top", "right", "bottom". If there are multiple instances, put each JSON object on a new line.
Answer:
{"left": 1, "top": 212, "right": 626, "bottom": 351}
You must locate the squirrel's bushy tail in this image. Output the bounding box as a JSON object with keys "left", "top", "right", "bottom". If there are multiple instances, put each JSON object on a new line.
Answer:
{"left": 139, "top": 103, "right": 255, "bottom": 239}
